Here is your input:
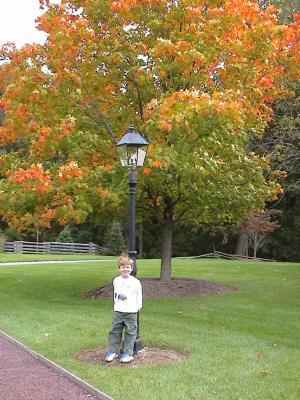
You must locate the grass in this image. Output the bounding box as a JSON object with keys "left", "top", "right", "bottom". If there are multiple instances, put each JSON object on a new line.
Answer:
{"left": 0, "top": 252, "right": 116, "bottom": 262}
{"left": 0, "top": 257, "right": 299, "bottom": 400}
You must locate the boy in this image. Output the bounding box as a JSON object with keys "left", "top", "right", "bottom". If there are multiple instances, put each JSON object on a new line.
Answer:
{"left": 105, "top": 253, "right": 143, "bottom": 363}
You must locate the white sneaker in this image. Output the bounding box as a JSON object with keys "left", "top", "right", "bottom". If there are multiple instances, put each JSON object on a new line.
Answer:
{"left": 104, "top": 352, "right": 118, "bottom": 362}
{"left": 119, "top": 353, "right": 134, "bottom": 363}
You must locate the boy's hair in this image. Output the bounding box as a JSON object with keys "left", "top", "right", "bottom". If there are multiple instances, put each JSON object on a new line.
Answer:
{"left": 118, "top": 253, "right": 134, "bottom": 268}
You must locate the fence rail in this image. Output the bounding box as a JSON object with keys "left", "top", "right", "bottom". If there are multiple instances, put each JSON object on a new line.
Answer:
{"left": 4, "top": 241, "right": 105, "bottom": 255}
{"left": 176, "top": 251, "right": 274, "bottom": 262}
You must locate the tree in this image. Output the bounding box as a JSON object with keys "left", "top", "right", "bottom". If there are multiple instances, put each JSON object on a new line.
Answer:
{"left": 0, "top": 0, "right": 299, "bottom": 280}
{"left": 234, "top": 0, "right": 299, "bottom": 259}
{"left": 104, "top": 222, "right": 126, "bottom": 255}
{"left": 56, "top": 225, "right": 73, "bottom": 242}
{"left": 237, "top": 210, "right": 280, "bottom": 258}
{"left": 252, "top": 83, "right": 300, "bottom": 260}
{"left": 0, "top": 88, "right": 4, "bottom": 126}
{"left": 258, "top": 84, "right": 300, "bottom": 187}
{"left": 258, "top": 0, "right": 300, "bottom": 23}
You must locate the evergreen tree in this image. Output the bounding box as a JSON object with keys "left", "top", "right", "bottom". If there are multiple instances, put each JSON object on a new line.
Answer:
{"left": 56, "top": 225, "right": 73, "bottom": 243}
{"left": 104, "top": 223, "right": 126, "bottom": 256}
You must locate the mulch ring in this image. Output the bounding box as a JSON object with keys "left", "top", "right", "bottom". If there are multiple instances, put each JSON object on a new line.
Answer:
{"left": 79, "top": 279, "right": 235, "bottom": 367}
{"left": 74, "top": 346, "right": 188, "bottom": 368}
{"left": 83, "top": 277, "right": 236, "bottom": 299}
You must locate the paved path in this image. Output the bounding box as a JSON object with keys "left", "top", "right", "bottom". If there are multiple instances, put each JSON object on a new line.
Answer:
{"left": 0, "top": 332, "right": 113, "bottom": 400}
{"left": 0, "top": 259, "right": 115, "bottom": 266}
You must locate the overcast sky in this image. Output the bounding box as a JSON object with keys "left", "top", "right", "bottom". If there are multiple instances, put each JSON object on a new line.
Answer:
{"left": 0, "top": 0, "right": 60, "bottom": 48}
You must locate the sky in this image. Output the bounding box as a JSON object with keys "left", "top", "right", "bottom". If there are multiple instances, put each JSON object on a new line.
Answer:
{"left": 0, "top": 0, "right": 60, "bottom": 48}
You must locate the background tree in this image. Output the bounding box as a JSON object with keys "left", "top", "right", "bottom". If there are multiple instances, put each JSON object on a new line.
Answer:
{"left": 56, "top": 225, "right": 74, "bottom": 243}
{"left": 234, "top": 0, "right": 300, "bottom": 259}
{"left": 103, "top": 222, "right": 126, "bottom": 255}
{"left": 0, "top": 88, "right": 4, "bottom": 126}
{"left": 258, "top": 0, "right": 300, "bottom": 22}
{"left": 252, "top": 83, "right": 300, "bottom": 260}
{"left": 237, "top": 210, "right": 281, "bottom": 258}
{"left": 0, "top": 0, "right": 299, "bottom": 280}
{"left": 70, "top": 226, "right": 92, "bottom": 243}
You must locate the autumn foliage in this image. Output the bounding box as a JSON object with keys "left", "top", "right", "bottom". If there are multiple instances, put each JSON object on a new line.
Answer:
{"left": 0, "top": 0, "right": 299, "bottom": 276}
{"left": 238, "top": 210, "right": 281, "bottom": 258}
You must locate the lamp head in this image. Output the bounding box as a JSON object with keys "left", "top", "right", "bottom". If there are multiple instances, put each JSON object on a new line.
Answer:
{"left": 117, "top": 124, "right": 149, "bottom": 169}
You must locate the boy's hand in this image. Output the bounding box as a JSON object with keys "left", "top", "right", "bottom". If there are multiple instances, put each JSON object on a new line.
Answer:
{"left": 117, "top": 294, "right": 127, "bottom": 301}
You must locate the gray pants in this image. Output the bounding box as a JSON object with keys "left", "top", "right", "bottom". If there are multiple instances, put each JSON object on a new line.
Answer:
{"left": 108, "top": 311, "right": 137, "bottom": 355}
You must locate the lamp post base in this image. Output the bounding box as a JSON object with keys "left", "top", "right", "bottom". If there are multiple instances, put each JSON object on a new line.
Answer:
{"left": 134, "top": 339, "right": 143, "bottom": 353}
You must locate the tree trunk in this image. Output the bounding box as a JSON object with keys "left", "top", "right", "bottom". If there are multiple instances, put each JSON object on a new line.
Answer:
{"left": 235, "top": 233, "right": 248, "bottom": 256}
{"left": 253, "top": 232, "right": 258, "bottom": 259}
{"left": 36, "top": 225, "right": 39, "bottom": 253}
{"left": 160, "top": 215, "right": 173, "bottom": 282}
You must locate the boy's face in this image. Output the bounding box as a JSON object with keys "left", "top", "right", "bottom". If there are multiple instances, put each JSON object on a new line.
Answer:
{"left": 119, "top": 263, "right": 133, "bottom": 278}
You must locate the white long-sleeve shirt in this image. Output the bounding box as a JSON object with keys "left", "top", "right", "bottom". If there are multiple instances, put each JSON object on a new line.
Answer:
{"left": 113, "top": 275, "right": 143, "bottom": 313}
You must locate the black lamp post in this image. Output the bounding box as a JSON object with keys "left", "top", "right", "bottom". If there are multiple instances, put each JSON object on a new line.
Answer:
{"left": 116, "top": 123, "right": 149, "bottom": 352}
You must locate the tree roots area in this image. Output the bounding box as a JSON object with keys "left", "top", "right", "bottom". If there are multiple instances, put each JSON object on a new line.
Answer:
{"left": 75, "top": 346, "right": 187, "bottom": 368}
{"left": 84, "top": 278, "right": 235, "bottom": 299}
{"left": 78, "top": 278, "right": 235, "bottom": 367}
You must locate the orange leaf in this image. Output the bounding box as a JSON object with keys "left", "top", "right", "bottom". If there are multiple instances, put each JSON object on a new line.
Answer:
{"left": 152, "top": 160, "right": 162, "bottom": 168}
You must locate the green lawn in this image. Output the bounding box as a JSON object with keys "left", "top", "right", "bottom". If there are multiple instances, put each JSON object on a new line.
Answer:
{"left": 0, "top": 257, "right": 299, "bottom": 400}
{"left": 0, "top": 252, "right": 116, "bottom": 262}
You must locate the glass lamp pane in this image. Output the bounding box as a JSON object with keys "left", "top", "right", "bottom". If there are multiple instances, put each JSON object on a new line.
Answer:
{"left": 127, "top": 147, "right": 138, "bottom": 168}
{"left": 117, "top": 147, "right": 129, "bottom": 167}
{"left": 136, "top": 148, "right": 147, "bottom": 167}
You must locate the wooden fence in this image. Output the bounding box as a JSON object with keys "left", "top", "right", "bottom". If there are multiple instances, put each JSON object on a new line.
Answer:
{"left": 4, "top": 241, "right": 106, "bottom": 255}
{"left": 176, "top": 251, "right": 274, "bottom": 261}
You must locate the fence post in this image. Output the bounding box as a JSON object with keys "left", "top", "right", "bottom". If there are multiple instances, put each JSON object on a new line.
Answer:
{"left": 43, "top": 242, "right": 50, "bottom": 254}
{"left": 14, "top": 241, "right": 23, "bottom": 253}
{"left": 0, "top": 234, "right": 5, "bottom": 252}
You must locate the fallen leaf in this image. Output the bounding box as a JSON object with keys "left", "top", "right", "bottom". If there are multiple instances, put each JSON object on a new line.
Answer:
{"left": 261, "top": 369, "right": 272, "bottom": 375}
